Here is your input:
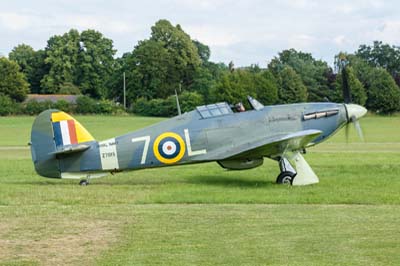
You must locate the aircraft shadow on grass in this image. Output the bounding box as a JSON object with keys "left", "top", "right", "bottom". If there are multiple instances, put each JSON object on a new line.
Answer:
{"left": 187, "top": 175, "right": 275, "bottom": 188}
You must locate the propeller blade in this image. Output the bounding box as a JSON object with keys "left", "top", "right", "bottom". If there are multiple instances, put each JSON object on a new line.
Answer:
{"left": 346, "top": 115, "right": 365, "bottom": 142}
{"left": 353, "top": 119, "right": 364, "bottom": 142}
{"left": 342, "top": 67, "right": 352, "bottom": 104}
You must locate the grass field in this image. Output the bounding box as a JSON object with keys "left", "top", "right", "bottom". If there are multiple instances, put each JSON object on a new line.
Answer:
{"left": 0, "top": 114, "right": 400, "bottom": 265}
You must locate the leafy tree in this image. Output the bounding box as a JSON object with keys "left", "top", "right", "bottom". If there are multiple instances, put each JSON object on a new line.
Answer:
{"left": 210, "top": 68, "right": 278, "bottom": 107}
{"left": 105, "top": 53, "right": 130, "bottom": 103}
{"left": 192, "top": 40, "right": 210, "bottom": 63}
{"left": 8, "top": 44, "right": 35, "bottom": 78}
{"left": 119, "top": 20, "right": 202, "bottom": 103}
{"left": 0, "top": 57, "right": 29, "bottom": 102}
{"left": 356, "top": 41, "right": 400, "bottom": 85}
{"left": 58, "top": 82, "right": 81, "bottom": 94}
{"left": 41, "top": 29, "right": 115, "bottom": 98}
{"left": 9, "top": 45, "right": 48, "bottom": 93}
{"left": 189, "top": 66, "right": 215, "bottom": 102}
{"left": 149, "top": 20, "right": 201, "bottom": 89}
{"left": 211, "top": 70, "right": 256, "bottom": 105}
{"left": 254, "top": 70, "right": 278, "bottom": 105}
{"left": 77, "top": 29, "right": 116, "bottom": 98}
{"left": 269, "top": 49, "right": 331, "bottom": 101}
{"left": 364, "top": 68, "right": 400, "bottom": 114}
{"left": 333, "top": 66, "right": 367, "bottom": 105}
{"left": 188, "top": 61, "right": 229, "bottom": 103}
{"left": 41, "top": 29, "right": 81, "bottom": 93}
{"left": 334, "top": 52, "right": 373, "bottom": 87}
{"left": 129, "top": 40, "right": 172, "bottom": 99}
{"left": 277, "top": 66, "right": 308, "bottom": 103}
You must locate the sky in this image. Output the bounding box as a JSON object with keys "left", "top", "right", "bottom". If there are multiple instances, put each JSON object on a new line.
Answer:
{"left": 0, "top": 0, "right": 399, "bottom": 67}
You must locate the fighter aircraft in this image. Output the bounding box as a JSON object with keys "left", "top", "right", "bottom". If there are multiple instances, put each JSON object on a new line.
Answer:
{"left": 30, "top": 95, "right": 367, "bottom": 186}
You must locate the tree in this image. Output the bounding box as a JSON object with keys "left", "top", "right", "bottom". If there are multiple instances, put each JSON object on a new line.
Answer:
{"left": 192, "top": 40, "right": 210, "bottom": 63}
{"left": 150, "top": 20, "right": 201, "bottom": 89}
{"left": 129, "top": 40, "right": 173, "bottom": 99}
{"left": 277, "top": 66, "right": 308, "bottom": 103}
{"left": 41, "top": 29, "right": 81, "bottom": 93}
{"left": 9, "top": 45, "right": 48, "bottom": 93}
{"left": 40, "top": 29, "right": 116, "bottom": 98}
{"left": 211, "top": 70, "right": 256, "bottom": 104}
{"left": 8, "top": 44, "right": 35, "bottom": 78}
{"left": 188, "top": 62, "right": 228, "bottom": 103}
{"left": 268, "top": 49, "right": 332, "bottom": 101}
{"left": 364, "top": 68, "right": 400, "bottom": 114}
{"left": 77, "top": 29, "right": 116, "bottom": 98}
{"left": 356, "top": 41, "right": 400, "bottom": 85}
{"left": 0, "top": 57, "right": 29, "bottom": 102}
{"left": 121, "top": 19, "right": 202, "bottom": 103}
{"left": 254, "top": 70, "right": 278, "bottom": 105}
{"left": 333, "top": 66, "right": 367, "bottom": 105}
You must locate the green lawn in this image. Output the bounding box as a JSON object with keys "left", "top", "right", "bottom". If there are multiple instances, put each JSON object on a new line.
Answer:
{"left": 0, "top": 114, "right": 399, "bottom": 265}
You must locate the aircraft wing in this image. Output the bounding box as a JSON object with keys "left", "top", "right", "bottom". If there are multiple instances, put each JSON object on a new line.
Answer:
{"left": 215, "top": 129, "right": 322, "bottom": 160}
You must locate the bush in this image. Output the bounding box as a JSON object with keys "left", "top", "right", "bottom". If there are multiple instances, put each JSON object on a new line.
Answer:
{"left": 76, "top": 96, "right": 97, "bottom": 114}
{"left": 0, "top": 94, "right": 19, "bottom": 116}
{"left": 54, "top": 99, "right": 74, "bottom": 113}
{"left": 95, "top": 99, "right": 116, "bottom": 114}
{"left": 23, "top": 100, "right": 54, "bottom": 115}
{"left": 177, "top": 91, "right": 204, "bottom": 112}
{"left": 76, "top": 95, "right": 123, "bottom": 114}
{"left": 131, "top": 97, "right": 176, "bottom": 117}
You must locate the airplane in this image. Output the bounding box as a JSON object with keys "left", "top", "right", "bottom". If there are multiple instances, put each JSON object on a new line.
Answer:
{"left": 30, "top": 96, "right": 367, "bottom": 186}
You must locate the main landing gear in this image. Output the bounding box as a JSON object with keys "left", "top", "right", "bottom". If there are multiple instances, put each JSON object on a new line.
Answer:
{"left": 275, "top": 152, "right": 320, "bottom": 186}
{"left": 276, "top": 157, "right": 297, "bottom": 185}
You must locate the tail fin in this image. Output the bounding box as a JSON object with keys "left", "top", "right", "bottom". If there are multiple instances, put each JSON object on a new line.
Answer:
{"left": 30, "top": 109, "right": 95, "bottom": 178}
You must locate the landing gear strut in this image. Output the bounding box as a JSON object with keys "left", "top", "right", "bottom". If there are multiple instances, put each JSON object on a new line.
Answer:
{"left": 276, "top": 157, "right": 297, "bottom": 185}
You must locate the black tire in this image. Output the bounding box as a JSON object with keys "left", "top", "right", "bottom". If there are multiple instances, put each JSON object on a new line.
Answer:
{"left": 276, "top": 171, "right": 296, "bottom": 185}
{"left": 79, "top": 179, "right": 89, "bottom": 186}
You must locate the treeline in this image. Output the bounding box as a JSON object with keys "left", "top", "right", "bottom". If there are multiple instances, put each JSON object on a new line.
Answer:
{"left": 1, "top": 19, "right": 400, "bottom": 116}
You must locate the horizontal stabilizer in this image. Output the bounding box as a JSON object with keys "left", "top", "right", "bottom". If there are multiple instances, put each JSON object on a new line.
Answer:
{"left": 49, "top": 144, "right": 90, "bottom": 156}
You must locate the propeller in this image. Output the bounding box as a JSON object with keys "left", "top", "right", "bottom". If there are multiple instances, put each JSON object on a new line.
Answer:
{"left": 346, "top": 114, "right": 364, "bottom": 142}
{"left": 341, "top": 62, "right": 367, "bottom": 142}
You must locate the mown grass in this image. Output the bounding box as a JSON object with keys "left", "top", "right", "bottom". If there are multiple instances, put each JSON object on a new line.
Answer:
{"left": 0, "top": 114, "right": 399, "bottom": 265}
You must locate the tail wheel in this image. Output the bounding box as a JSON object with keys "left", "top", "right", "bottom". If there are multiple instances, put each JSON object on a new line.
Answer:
{"left": 79, "top": 179, "right": 89, "bottom": 186}
{"left": 276, "top": 171, "right": 296, "bottom": 185}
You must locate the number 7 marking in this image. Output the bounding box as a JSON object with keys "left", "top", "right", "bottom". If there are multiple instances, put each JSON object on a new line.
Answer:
{"left": 131, "top": 136, "right": 150, "bottom": 164}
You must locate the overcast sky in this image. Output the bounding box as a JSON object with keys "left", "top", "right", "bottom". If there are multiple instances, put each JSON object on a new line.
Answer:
{"left": 1, "top": 0, "right": 399, "bottom": 67}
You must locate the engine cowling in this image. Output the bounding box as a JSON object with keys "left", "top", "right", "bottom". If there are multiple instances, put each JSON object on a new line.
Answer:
{"left": 217, "top": 158, "right": 263, "bottom": 170}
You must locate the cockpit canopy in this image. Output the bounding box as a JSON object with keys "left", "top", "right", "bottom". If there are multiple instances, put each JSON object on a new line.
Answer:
{"left": 196, "top": 102, "right": 233, "bottom": 119}
{"left": 195, "top": 96, "right": 265, "bottom": 119}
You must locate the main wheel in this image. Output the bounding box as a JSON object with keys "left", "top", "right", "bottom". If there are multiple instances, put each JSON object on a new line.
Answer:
{"left": 276, "top": 171, "right": 296, "bottom": 185}
{"left": 79, "top": 179, "right": 89, "bottom": 186}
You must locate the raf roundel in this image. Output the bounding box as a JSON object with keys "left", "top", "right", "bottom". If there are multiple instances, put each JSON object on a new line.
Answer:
{"left": 153, "top": 132, "right": 186, "bottom": 164}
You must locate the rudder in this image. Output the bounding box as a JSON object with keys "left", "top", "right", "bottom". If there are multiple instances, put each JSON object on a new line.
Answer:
{"left": 30, "top": 109, "right": 95, "bottom": 178}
